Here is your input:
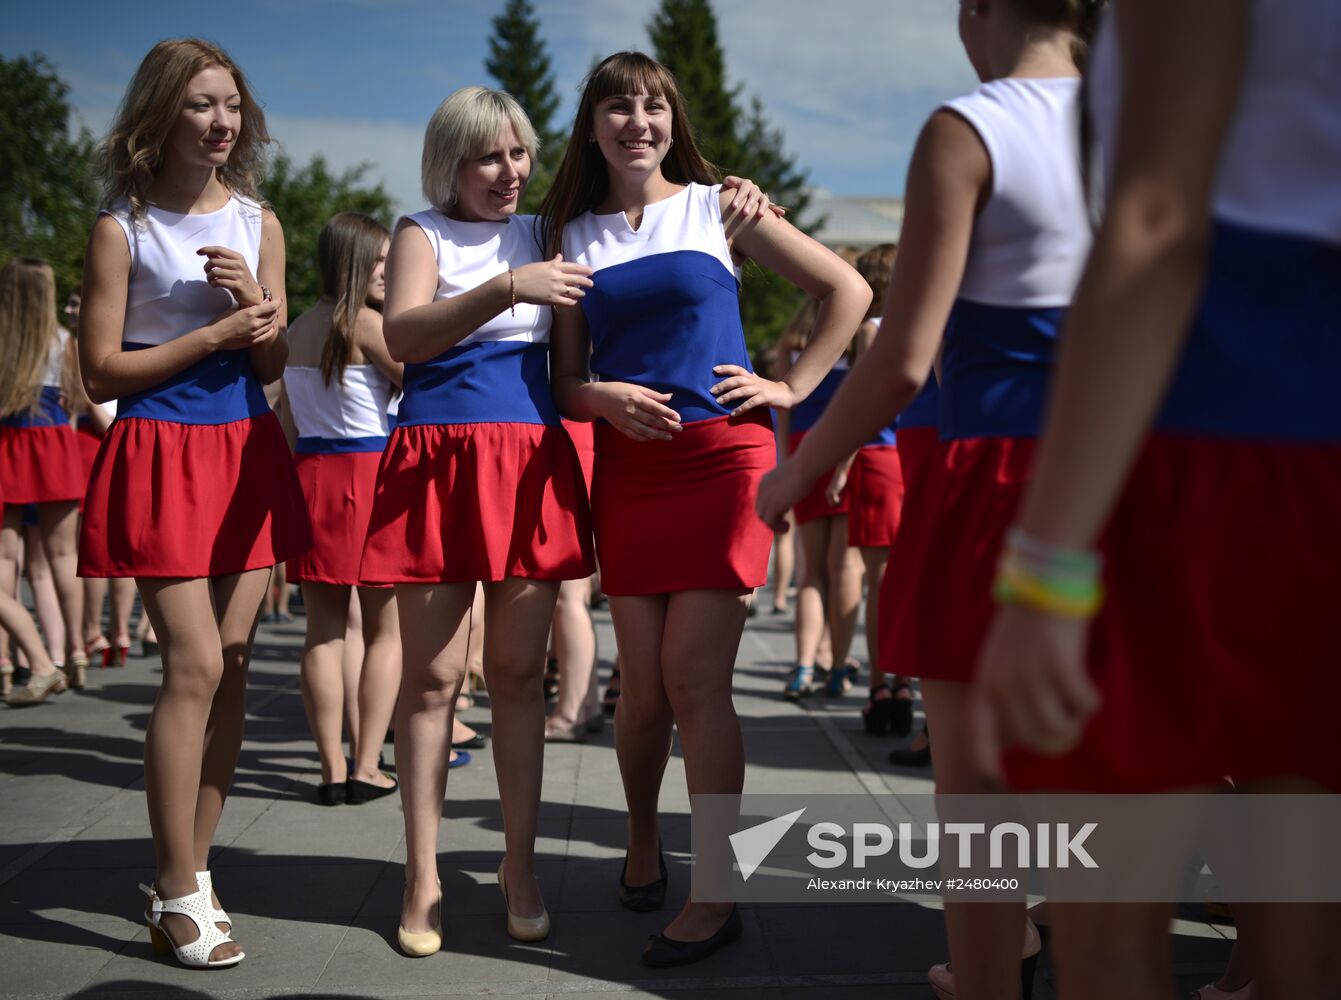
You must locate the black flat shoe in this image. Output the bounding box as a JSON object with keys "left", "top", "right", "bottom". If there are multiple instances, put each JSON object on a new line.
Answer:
{"left": 619, "top": 844, "right": 668, "bottom": 912}
{"left": 317, "top": 782, "right": 347, "bottom": 806}
{"left": 346, "top": 777, "right": 398, "bottom": 804}
{"left": 641, "top": 907, "right": 742, "bottom": 967}
{"left": 452, "top": 732, "right": 488, "bottom": 750}
{"left": 888, "top": 743, "right": 931, "bottom": 767}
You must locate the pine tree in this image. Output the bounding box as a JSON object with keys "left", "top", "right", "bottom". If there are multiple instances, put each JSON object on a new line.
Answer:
{"left": 647, "top": 0, "right": 811, "bottom": 356}
{"left": 485, "top": 0, "right": 565, "bottom": 213}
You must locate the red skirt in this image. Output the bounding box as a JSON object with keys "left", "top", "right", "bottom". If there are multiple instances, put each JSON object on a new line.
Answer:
{"left": 360, "top": 421, "right": 593, "bottom": 584}
{"left": 790, "top": 429, "right": 848, "bottom": 524}
{"left": 78, "top": 413, "right": 313, "bottom": 578}
{"left": 289, "top": 450, "right": 389, "bottom": 587}
{"left": 846, "top": 444, "right": 904, "bottom": 548}
{"left": 563, "top": 418, "right": 595, "bottom": 494}
{"left": 1005, "top": 435, "right": 1341, "bottom": 793}
{"left": 0, "top": 425, "right": 85, "bottom": 505}
{"left": 880, "top": 433, "right": 1036, "bottom": 683}
{"left": 593, "top": 410, "right": 775, "bottom": 595}
{"left": 876, "top": 428, "right": 942, "bottom": 675}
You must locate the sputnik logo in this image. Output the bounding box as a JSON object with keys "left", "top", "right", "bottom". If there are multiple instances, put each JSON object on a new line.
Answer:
{"left": 729, "top": 808, "right": 806, "bottom": 882}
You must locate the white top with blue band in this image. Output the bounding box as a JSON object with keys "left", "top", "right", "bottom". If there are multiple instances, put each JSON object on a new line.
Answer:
{"left": 285, "top": 365, "right": 393, "bottom": 454}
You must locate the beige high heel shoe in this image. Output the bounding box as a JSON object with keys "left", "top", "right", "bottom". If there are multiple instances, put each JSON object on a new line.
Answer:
{"left": 928, "top": 918, "right": 1041, "bottom": 1000}
{"left": 498, "top": 860, "right": 549, "bottom": 941}
{"left": 397, "top": 881, "right": 442, "bottom": 957}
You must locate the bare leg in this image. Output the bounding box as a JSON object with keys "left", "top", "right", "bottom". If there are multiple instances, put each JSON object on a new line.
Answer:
{"left": 1050, "top": 903, "right": 1178, "bottom": 1000}
{"left": 483, "top": 576, "right": 560, "bottom": 919}
{"left": 859, "top": 547, "right": 889, "bottom": 684}
{"left": 823, "top": 515, "right": 862, "bottom": 674}
{"left": 24, "top": 522, "right": 65, "bottom": 662}
{"left": 299, "top": 581, "right": 352, "bottom": 786}
{"left": 343, "top": 591, "right": 364, "bottom": 761}
{"left": 922, "top": 679, "right": 1030, "bottom": 1000}
{"left": 0, "top": 590, "right": 59, "bottom": 680}
{"left": 351, "top": 587, "right": 399, "bottom": 785}
{"left": 110, "top": 578, "right": 136, "bottom": 653}
{"left": 138, "top": 575, "right": 252, "bottom": 963}
{"left": 770, "top": 513, "right": 795, "bottom": 612}
{"left": 84, "top": 576, "right": 109, "bottom": 650}
{"left": 0, "top": 507, "right": 20, "bottom": 665}
{"left": 609, "top": 594, "right": 674, "bottom": 887}
{"left": 659, "top": 588, "right": 750, "bottom": 940}
{"left": 394, "top": 582, "right": 473, "bottom": 935}
{"left": 794, "top": 519, "right": 829, "bottom": 669}
{"left": 548, "top": 577, "right": 597, "bottom": 732}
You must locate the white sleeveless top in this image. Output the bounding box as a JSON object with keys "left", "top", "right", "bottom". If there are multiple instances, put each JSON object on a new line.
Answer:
{"left": 1091, "top": 1, "right": 1341, "bottom": 245}
{"left": 102, "top": 194, "right": 264, "bottom": 346}
{"left": 943, "top": 77, "right": 1091, "bottom": 307}
{"left": 284, "top": 365, "right": 392, "bottom": 441}
{"left": 43, "top": 328, "right": 71, "bottom": 388}
{"left": 401, "top": 210, "right": 549, "bottom": 346}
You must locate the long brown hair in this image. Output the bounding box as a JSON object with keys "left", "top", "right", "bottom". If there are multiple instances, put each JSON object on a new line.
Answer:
{"left": 0, "top": 258, "right": 60, "bottom": 419}
{"left": 539, "top": 51, "right": 719, "bottom": 258}
{"left": 96, "top": 38, "right": 271, "bottom": 218}
{"left": 317, "top": 213, "right": 390, "bottom": 387}
{"left": 855, "top": 243, "right": 897, "bottom": 322}
{"left": 1007, "top": 0, "right": 1105, "bottom": 66}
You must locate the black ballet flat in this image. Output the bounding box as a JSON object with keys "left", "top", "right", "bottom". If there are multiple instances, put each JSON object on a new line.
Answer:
{"left": 451, "top": 732, "right": 488, "bottom": 750}
{"left": 346, "top": 777, "right": 398, "bottom": 804}
{"left": 618, "top": 844, "right": 668, "bottom": 912}
{"left": 317, "top": 782, "right": 347, "bottom": 806}
{"left": 641, "top": 907, "right": 742, "bottom": 967}
{"left": 887, "top": 743, "right": 931, "bottom": 767}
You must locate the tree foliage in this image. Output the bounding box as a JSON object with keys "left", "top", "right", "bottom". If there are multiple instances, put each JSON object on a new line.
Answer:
{"left": 0, "top": 54, "right": 98, "bottom": 304}
{"left": 262, "top": 154, "right": 396, "bottom": 319}
{"left": 647, "top": 0, "right": 812, "bottom": 355}
{"left": 485, "top": 0, "right": 566, "bottom": 213}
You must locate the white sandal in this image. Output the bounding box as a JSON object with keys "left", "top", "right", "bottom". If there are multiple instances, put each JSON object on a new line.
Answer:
{"left": 196, "top": 870, "right": 231, "bottom": 932}
{"left": 140, "top": 882, "right": 244, "bottom": 968}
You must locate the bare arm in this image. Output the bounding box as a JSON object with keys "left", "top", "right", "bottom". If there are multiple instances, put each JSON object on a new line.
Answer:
{"left": 78, "top": 216, "right": 279, "bottom": 403}
{"left": 755, "top": 110, "right": 989, "bottom": 527}
{"left": 710, "top": 190, "right": 871, "bottom": 414}
{"left": 383, "top": 219, "right": 594, "bottom": 364}
{"left": 248, "top": 209, "right": 288, "bottom": 383}
{"left": 354, "top": 309, "right": 404, "bottom": 389}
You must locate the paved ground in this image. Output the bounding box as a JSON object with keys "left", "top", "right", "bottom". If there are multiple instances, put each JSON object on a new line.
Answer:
{"left": 0, "top": 587, "right": 1234, "bottom": 999}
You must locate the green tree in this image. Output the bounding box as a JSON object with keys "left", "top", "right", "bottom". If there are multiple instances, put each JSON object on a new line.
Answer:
{"left": 262, "top": 154, "right": 396, "bottom": 319}
{"left": 0, "top": 54, "right": 98, "bottom": 304}
{"left": 485, "top": 0, "right": 565, "bottom": 213}
{"left": 647, "top": 0, "right": 813, "bottom": 355}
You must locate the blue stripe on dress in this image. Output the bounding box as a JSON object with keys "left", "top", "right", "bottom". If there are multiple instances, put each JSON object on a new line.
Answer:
{"left": 790, "top": 367, "right": 847, "bottom": 434}
{"left": 582, "top": 249, "right": 751, "bottom": 424}
{"left": 896, "top": 378, "right": 940, "bottom": 431}
{"left": 939, "top": 301, "right": 1064, "bottom": 440}
{"left": 117, "top": 344, "right": 271, "bottom": 425}
{"left": 1, "top": 387, "right": 69, "bottom": 428}
{"left": 397, "top": 340, "right": 557, "bottom": 427}
{"left": 1155, "top": 220, "right": 1341, "bottom": 442}
{"left": 295, "top": 436, "right": 388, "bottom": 454}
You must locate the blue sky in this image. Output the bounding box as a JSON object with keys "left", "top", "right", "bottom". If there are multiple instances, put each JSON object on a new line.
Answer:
{"left": 6, "top": 0, "right": 979, "bottom": 215}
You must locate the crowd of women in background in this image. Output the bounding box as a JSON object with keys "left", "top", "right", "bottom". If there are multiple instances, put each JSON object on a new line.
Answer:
{"left": 2, "top": 0, "right": 1336, "bottom": 996}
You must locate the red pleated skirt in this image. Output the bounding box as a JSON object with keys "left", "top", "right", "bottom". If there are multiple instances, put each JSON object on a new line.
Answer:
{"left": 593, "top": 410, "right": 775, "bottom": 595}
{"left": 1005, "top": 435, "right": 1341, "bottom": 793}
{"left": 789, "top": 428, "right": 848, "bottom": 524}
{"left": 0, "top": 425, "right": 85, "bottom": 505}
{"left": 289, "top": 450, "right": 389, "bottom": 587}
{"left": 876, "top": 428, "right": 942, "bottom": 676}
{"left": 879, "top": 433, "right": 1036, "bottom": 683}
{"left": 78, "top": 413, "right": 313, "bottom": 578}
{"left": 846, "top": 444, "right": 904, "bottom": 548}
{"left": 563, "top": 418, "right": 595, "bottom": 494}
{"left": 360, "top": 421, "right": 593, "bottom": 584}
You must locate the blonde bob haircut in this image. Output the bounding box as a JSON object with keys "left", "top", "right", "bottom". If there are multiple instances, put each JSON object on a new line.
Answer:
{"left": 421, "top": 86, "right": 539, "bottom": 213}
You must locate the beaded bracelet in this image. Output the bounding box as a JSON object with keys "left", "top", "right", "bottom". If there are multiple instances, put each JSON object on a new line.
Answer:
{"left": 508, "top": 269, "right": 516, "bottom": 317}
{"left": 992, "top": 526, "right": 1104, "bottom": 620}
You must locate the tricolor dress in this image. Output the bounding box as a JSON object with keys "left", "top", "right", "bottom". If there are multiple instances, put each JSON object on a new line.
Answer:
{"left": 285, "top": 363, "right": 393, "bottom": 587}
{"left": 845, "top": 319, "right": 904, "bottom": 548}
{"left": 359, "top": 211, "right": 593, "bottom": 584}
{"left": 1006, "top": 3, "right": 1341, "bottom": 793}
{"left": 78, "top": 195, "right": 312, "bottom": 578}
{"left": 887, "top": 76, "right": 1093, "bottom": 685}
{"left": 0, "top": 331, "right": 85, "bottom": 505}
{"left": 563, "top": 183, "right": 775, "bottom": 595}
{"left": 788, "top": 353, "right": 850, "bottom": 524}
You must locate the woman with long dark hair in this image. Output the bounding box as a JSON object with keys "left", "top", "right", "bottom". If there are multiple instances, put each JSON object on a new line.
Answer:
{"left": 542, "top": 51, "right": 870, "bottom": 965}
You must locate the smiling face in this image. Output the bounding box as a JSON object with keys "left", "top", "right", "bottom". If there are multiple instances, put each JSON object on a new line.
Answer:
{"left": 366, "top": 239, "right": 389, "bottom": 308}
{"left": 165, "top": 65, "right": 242, "bottom": 172}
{"left": 592, "top": 91, "right": 673, "bottom": 182}
{"left": 452, "top": 125, "right": 530, "bottom": 222}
